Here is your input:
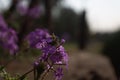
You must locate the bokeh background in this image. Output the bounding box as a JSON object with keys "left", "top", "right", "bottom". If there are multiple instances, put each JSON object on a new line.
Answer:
{"left": 1, "top": 0, "right": 120, "bottom": 80}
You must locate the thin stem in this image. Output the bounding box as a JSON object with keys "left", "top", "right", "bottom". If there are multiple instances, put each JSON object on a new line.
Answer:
{"left": 40, "top": 68, "right": 50, "bottom": 80}
{"left": 18, "top": 68, "right": 34, "bottom": 79}
{"left": 40, "top": 63, "right": 53, "bottom": 80}
{"left": 22, "top": 68, "right": 34, "bottom": 76}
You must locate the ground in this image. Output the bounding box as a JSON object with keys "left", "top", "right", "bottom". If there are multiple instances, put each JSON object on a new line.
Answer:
{"left": 63, "top": 51, "right": 116, "bottom": 80}
{"left": 0, "top": 43, "right": 117, "bottom": 80}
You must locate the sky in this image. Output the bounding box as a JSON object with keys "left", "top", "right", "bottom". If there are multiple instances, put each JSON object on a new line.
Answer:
{"left": 1, "top": 0, "right": 120, "bottom": 33}
{"left": 0, "top": 0, "right": 11, "bottom": 11}
{"left": 62, "top": 0, "right": 120, "bottom": 33}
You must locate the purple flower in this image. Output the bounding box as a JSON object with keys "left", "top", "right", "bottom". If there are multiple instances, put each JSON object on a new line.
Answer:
{"left": 49, "top": 46, "right": 68, "bottom": 64}
{"left": 7, "top": 29, "right": 18, "bottom": 55}
{"left": 36, "top": 41, "right": 47, "bottom": 49}
{"left": 26, "top": 28, "right": 50, "bottom": 48}
{"left": 42, "top": 45, "right": 56, "bottom": 55}
{"left": 58, "top": 46, "right": 68, "bottom": 64}
{"left": 55, "top": 67, "right": 63, "bottom": 80}
{"left": 34, "top": 61, "right": 39, "bottom": 67}
{"left": 17, "top": 4, "right": 28, "bottom": 16}
{"left": 61, "top": 39, "right": 65, "bottom": 44}
{"left": 40, "top": 46, "right": 56, "bottom": 62}
{"left": 26, "top": 29, "right": 68, "bottom": 65}
{"left": 0, "top": 15, "right": 18, "bottom": 55}
{"left": 17, "top": 3, "right": 41, "bottom": 18}
{"left": 0, "top": 15, "right": 7, "bottom": 28}
{"left": 0, "top": 28, "right": 18, "bottom": 55}
{"left": 26, "top": 28, "right": 68, "bottom": 80}
{"left": 28, "top": 5, "right": 41, "bottom": 18}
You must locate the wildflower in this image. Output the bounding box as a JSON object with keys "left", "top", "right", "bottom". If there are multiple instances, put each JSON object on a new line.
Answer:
{"left": 0, "top": 15, "right": 7, "bottom": 28}
{"left": 26, "top": 28, "right": 50, "bottom": 48}
{"left": 61, "top": 39, "right": 65, "bottom": 44}
{"left": 55, "top": 67, "right": 63, "bottom": 80}
{"left": 26, "top": 28, "right": 68, "bottom": 80}
{"left": 28, "top": 5, "right": 41, "bottom": 18}
{"left": 16, "top": 3, "right": 28, "bottom": 16}
{"left": 0, "top": 28, "right": 18, "bottom": 55}
{"left": 17, "top": 4, "right": 41, "bottom": 18}
{"left": 0, "top": 15, "right": 18, "bottom": 55}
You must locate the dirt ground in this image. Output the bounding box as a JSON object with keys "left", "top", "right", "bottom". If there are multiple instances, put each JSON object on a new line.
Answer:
{"left": 2, "top": 50, "right": 117, "bottom": 80}
{"left": 63, "top": 51, "right": 117, "bottom": 80}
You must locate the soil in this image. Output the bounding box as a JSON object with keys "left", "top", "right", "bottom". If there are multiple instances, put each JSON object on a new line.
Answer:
{"left": 1, "top": 51, "right": 117, "bottom": 80}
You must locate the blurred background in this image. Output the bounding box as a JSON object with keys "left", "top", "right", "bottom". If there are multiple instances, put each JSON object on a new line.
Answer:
{"left": 0, "top": 0, "right": 120, "bottom": 80}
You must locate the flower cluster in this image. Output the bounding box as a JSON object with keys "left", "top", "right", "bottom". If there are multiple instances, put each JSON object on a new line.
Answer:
{"left": 16, "top": 3, "right": 28, "bottom": 16}
{"left": 26, "top": 28, "right": 68, "bottom": 80}
{"left": 17, "top": 4, "right": 41, "bottom": 18}
{"left": 26, "top": 29, "right": 50, "bottom": 48}
{"left": 0, "top": 15, "right": 18, "bottom": 55}
{"left": 28, "top": 5, "right": 41, "bottom": 18}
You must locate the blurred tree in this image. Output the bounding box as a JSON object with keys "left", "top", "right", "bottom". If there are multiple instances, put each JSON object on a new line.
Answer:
{"left": 0, "top": 0, "right": 66, "bottom": 49}
{"left": 43, "top": 0, "right": 53, "bottom": 32}
{"left": 13, "top": 0, "right": 62, "bottom": 45}
{"left": 54, "top": 8, "right": 79, "bottom": 41}
{"left": 102, "top": 30, "right": 120, "bottom": 79}
{"left": 42, "top": 0, "right": 62, "bottom": 32}
{"left": 42, "top": 0, "right": 61, "bottom": 6}
{"left": 18, "top": 0, "right": 40, "bottom": 46}
{"left": 4, "top": 0, "right": 18, "bottom": 18}
{"left": 78, "top": 11, "right": 89, "bottom": 50}
{"left": 3, "top": 0, "right": 19, "bottom": 27}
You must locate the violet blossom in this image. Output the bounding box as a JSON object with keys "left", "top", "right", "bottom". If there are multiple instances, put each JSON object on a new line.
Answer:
{"left": 28, "top": 5, "right": 41, "bottom": 18}
{"left": 0, "top": 15, "right": 18, "bottom": 55}
{"left": 17, "top": 3, "right": 28, "bottom": 16}
{"left": 0, "top": 15, "right": 7, "bottom": 28}
{"left": 26, "top": 28, "right": 68, "bottom": 80}
{"left": 0, "top": 28, "right": 18, "bottom": 55}
{"left": 55, "top": 67, "right": 63, "bottom": 80}
{"left": 26, "top": 28, "right": 50, "bottom": 48}
{"left": 17, "top": 3, "right": 41, "bottom": 18}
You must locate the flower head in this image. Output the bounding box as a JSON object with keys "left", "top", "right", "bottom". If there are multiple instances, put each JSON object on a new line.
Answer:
{"left": 17, "top": 4, "right": 28, "bottom": 16}
{"left": 0, "top": 28, "right": 18, "bottom": 55}
{"left": 0, "top": 15, "right": 7, "bottom": 28}
{"left": 17, "top": 3, "right": 41, "bottom": 18}
{"left": 28, "top": 5, "right": 41, "bottom": 18}
{"left": 26, "top": 28, "right": 68, "bottom": 80}
{"left": 0, "top": 15, "right": 18, "bottom": 55}
{"left": 55, "top": 67, "right": 63, "bottom": 80}
{"left": 26, "top": 28, "right": 50, "bottom": 48}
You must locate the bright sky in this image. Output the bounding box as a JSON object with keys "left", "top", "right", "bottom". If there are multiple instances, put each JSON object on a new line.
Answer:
{"left": 1, "top": 0, "right": 120, "bottom": 33}
{"left": 62, "top": 0, "right": 120, "bottom": 33}
{"left": 0, "top": 0, "right": 11, "bottom": 11}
